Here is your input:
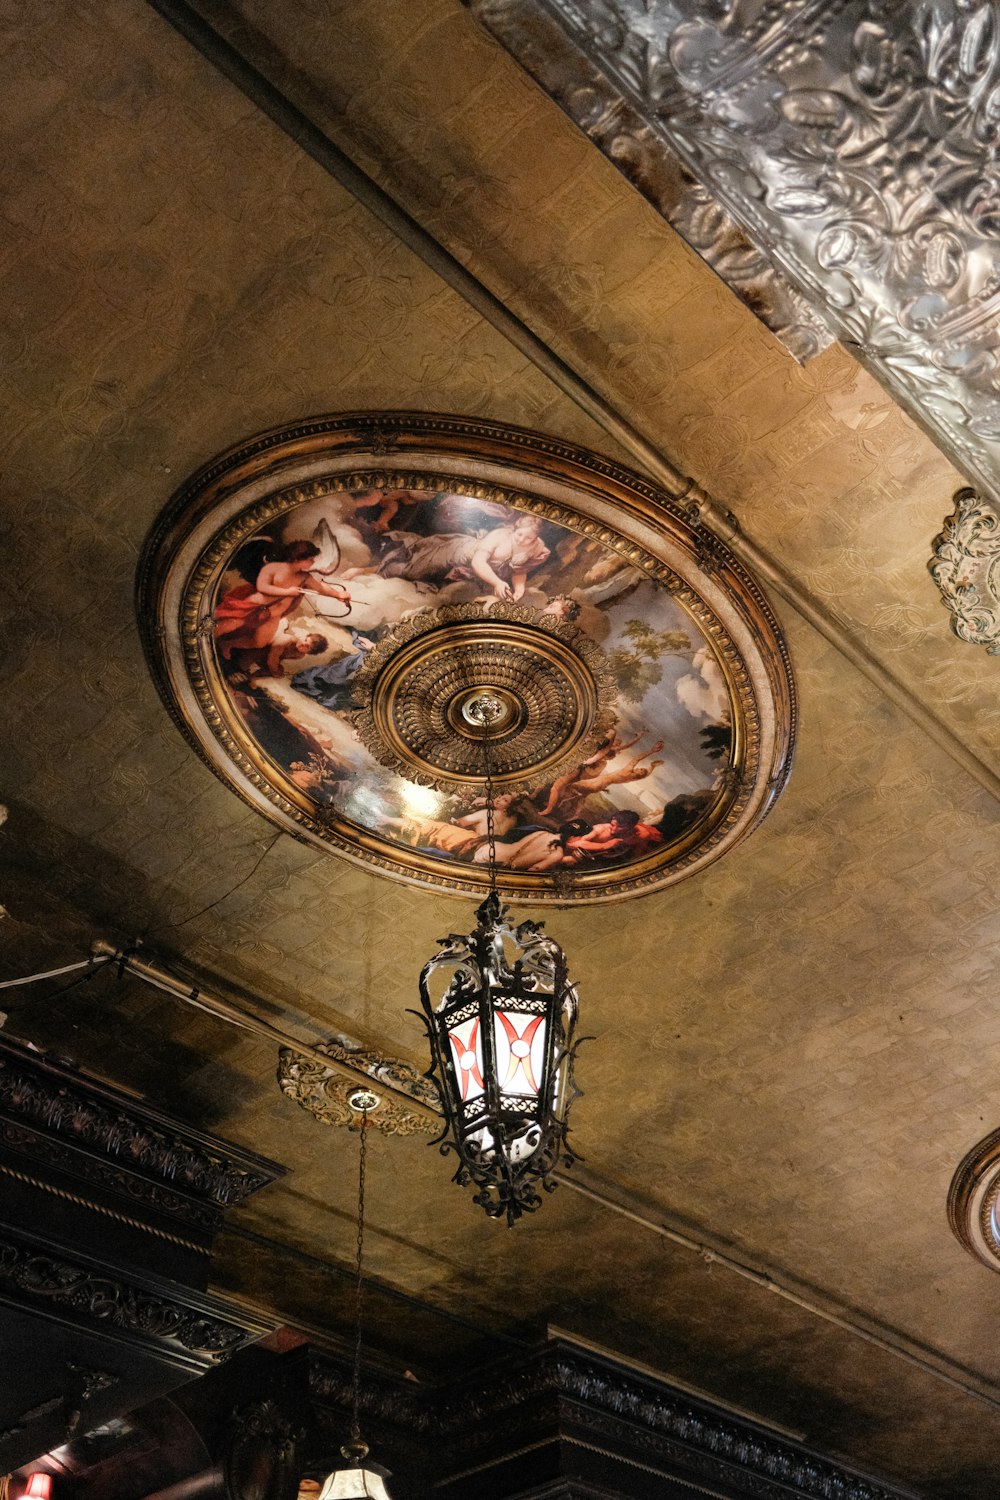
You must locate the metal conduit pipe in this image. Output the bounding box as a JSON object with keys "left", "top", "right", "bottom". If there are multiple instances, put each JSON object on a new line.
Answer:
{"left": 561, "top": 1176, "right": 1000, "bottom": 1414}
{"left": 146, "top": 0, "right": 1000, "bottom": 804}
{"left": 89, "top": 940, "right": 439, "bottom": 1122}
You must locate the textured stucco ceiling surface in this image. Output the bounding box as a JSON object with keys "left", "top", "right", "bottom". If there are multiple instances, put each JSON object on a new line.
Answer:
{"left": 2, "top": 2, "right": 1000, "bottom": 1497}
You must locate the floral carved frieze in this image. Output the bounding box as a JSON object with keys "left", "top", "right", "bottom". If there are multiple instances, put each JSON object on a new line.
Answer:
{"left": 0, "top": 1231, "right": 257, "bottom": 1364}
{"left": 0, "top": 1038, "right": 282, "bottom": 1211}
{"left": 308, "top": 1340, "right": 912, "bottom": 1500}
{"left": 468, "top": 0, "right": 1000, "bottom": 502}
{"left": 0, "top": 1117, "right": 220, "bottom": 1235}
{"left": 930, "top": 487, "right": 1000, "bottom": 653}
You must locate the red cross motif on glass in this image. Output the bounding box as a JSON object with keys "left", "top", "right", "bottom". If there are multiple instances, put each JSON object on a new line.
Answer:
{"left": 496, "top": 1012, "right": 544, "bottom": 1093}
{"left": 449, "top": 1020, "right": 485, "bottom": 1100}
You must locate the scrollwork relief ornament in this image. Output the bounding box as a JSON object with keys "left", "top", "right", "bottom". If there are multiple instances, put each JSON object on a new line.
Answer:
{"left": 351, "top": 602, "right": 617, "bottom": 793}
{"left": 224, "top": 1399, "right": 301, "bottom": 1500}
{"left": 467, "top": 0, "right": 1000, "bottom": 504}
{"left": 0, "top": 1235, "right": 250, "bottom": 1361}
{"left": 307, "top": 1341, "right": 908, "bottom": 1500}
{"left": 0, "top": 1050, "right": 274, "bottom": 1207}
{"left": 930, "top": 486, "right": 1000, "bottom": 652}
{"left": 277, "top": 1038, "right": 440, "bottom": 1137}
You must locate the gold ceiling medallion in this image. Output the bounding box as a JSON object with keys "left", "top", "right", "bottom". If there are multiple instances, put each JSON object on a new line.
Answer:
{"left": 277, "top": 1040, "right": 438, "bottom": 1139}
{"left": 352, "top": 603, "right": 616, "bottom": 793}
{"left": 138, "top": 413, "right": 796, "bottom": 903}
{"left": 948, "top": 1128, "right": 1000, "bottom": 1272}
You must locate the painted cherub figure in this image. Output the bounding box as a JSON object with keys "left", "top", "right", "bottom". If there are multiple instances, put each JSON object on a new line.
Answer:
{"left": 575, "top": 739, "right": 664, "bottom": 796}
{"left": 214, "top": 541, "right": 350, "bottom": 659}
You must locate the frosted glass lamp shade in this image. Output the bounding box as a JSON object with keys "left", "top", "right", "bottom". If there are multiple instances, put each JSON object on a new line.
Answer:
{"left": 317, "top": 1465, "right": 392, "bottom": 1500}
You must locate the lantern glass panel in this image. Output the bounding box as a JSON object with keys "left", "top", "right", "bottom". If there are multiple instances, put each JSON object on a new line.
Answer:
{"left": 493, "top": 1008, "right": 547, "bottom": 1098}
{"left": 447, "top": 1017, "right": 485, "bottom": 1102}
{"left": 318, "top": 1467, "right": 393, "bottom": 1500}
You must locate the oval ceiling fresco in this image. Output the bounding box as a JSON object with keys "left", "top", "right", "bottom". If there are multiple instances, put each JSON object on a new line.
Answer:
{"left": 140, "top": 414, "right": 796, "bottom": 903}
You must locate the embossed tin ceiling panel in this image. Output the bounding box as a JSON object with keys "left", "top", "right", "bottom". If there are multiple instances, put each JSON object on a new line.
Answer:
{"left": 466, "top": 0, "right": 1000, "bottom": 503}
{"left": 140, "top": 413, "right": 795, "bottom": 902}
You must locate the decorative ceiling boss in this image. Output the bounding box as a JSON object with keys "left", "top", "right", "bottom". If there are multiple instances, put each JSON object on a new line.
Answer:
{"left": 140, "top": 414, "right": 795, "bottom": 903}
{"left": 930, "top": 487, "right": 1000, "bottom": 655}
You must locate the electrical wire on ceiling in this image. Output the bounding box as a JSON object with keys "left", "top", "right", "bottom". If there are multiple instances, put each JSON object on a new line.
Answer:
{"left": 0, "top": 957, "right": 106, "bottom": 989}
{"left": 142, "top": 829, "right": 285, "bottom": 941}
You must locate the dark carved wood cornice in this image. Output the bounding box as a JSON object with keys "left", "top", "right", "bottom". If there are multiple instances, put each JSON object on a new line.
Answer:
{"left": 308, "top": 1339, "right": 915, "bottom": 1500}
{"left": 0, "top": 1034, "right": 284, "bottom": 1217}
{"left": 0, "top": 1226, "right": 267, "bottom": 1368}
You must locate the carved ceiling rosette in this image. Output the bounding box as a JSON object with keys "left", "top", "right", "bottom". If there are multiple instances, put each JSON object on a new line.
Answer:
{"left": 350, "top": 601, "right": 617, "bottom": 793}
{"left": 139, "top": 413, "right": 795, "bottom": 903}
{"left": 277, "top": 1038, "right": 439, "bottom": 1138}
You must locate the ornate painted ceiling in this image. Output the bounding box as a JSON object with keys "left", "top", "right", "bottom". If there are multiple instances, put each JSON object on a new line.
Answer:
{"left": 2, "top": 1, "right": 1000, "bottom": 1496}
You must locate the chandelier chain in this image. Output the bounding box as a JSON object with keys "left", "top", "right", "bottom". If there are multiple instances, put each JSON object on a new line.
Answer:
{"left": 351, "top": 1105, "right": 368, "bottom": 1445}
{"left": 482, "top": 716, "right": 498, "bottom": 898}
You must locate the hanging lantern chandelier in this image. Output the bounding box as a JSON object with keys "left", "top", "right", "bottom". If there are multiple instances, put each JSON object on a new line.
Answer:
{"left": 417, "top": 695, "right": 585, "bottom": 1226}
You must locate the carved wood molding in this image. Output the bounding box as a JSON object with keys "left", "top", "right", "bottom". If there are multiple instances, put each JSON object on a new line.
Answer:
{"left": 0, "top": 1036, "right": 283, "bottom": 1213}
{"left": 308, "top": 1340, "right": 914, "bottom": 1500}
{"left": 0, "top": 1227, "right": 267, "bottom": 1366}
{"left": 0, "top": 1117, "right": 219, "bottom": 1239}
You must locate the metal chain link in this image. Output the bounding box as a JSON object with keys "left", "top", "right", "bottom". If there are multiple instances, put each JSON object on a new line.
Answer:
{"left": 481, "top": 714, "right": 498, "bottom": 898}
{"left": 350, "top": 1105, "right": 368, "bottom": 1445}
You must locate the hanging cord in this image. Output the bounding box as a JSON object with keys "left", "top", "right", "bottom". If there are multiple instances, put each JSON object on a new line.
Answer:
{"left": 0, "top": 955, "right": 111, "bottom": 990}
{"left": 348, "top": 1104, "right": 369, "bottom": 1456}
{"left": 480, "top": 710, "right": 498, "bottom": 900}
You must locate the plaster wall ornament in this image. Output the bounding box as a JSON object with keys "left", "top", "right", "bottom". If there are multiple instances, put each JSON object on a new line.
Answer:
{"left": 929, "top": 486, "right": 1000, "bottom": 653}
{"left": 277, "top": 1039, "right": 440, "bottom": 1137}
{"left": 140, "top": 413, "right": 795, "bottom": 905}
{"left": 466, "top": 0, "right": 1000, "bottom": 506}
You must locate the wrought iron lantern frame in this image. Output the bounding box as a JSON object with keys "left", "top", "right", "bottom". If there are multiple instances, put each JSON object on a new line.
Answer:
{"left": 416, "top": 698, "right": 586, "bottom": 1225}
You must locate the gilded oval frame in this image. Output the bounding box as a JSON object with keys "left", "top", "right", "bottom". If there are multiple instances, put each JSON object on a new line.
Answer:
{"left": 138, "top": 412, "right": 796, "bottom": 904}
{"left": 948, "top": 1127, "right": 1000, "bottom": 1272}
